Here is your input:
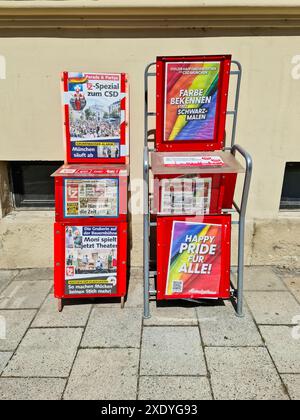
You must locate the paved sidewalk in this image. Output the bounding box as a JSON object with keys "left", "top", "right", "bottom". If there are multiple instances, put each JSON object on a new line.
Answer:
{"left": 0, "top": 266, "right": 299, "bottom": 400}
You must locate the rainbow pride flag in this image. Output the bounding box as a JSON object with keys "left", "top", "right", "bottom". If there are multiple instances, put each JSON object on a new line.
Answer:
{"left": 166, "top": 221, "right": 222, "bottom": 296}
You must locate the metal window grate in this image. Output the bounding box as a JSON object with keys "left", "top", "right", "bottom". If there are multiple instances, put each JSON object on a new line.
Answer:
{"left": 10, "top": 161, "right": 63, "bottom": 209}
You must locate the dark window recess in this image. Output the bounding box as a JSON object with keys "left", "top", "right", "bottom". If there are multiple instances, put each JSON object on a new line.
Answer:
{"left": 280, "top": 162, "right": 300, "bottom": 210}
{"left": 10, "top": 161, "right": 62, "bottom": 208}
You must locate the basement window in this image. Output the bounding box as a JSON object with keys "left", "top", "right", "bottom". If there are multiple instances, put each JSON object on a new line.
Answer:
{"left": 10, "top": 161, "right": 62, "bottom": 209}
{"left": 280, "top": 162, "right": 300, "bottom": 210}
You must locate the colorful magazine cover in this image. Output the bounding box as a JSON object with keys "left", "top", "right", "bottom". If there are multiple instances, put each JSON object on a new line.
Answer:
{"left": 166, "top": 221, "right": 223, "bottom": 296}
{"left": 63, "top": 72, "right": 127, "bottom": 162}
{"left": 164, "top": 61, "right": 221, "bottom": 142}
{"left": 65, "top": 226, "right": 118, "bottom": 295}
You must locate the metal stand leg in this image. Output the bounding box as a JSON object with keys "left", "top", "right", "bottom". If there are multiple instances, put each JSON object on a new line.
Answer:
{"left": 143, "top": 63, "right": 156, "bottom": 320}
{"left": 231, "top": 144, "right": 253, "bottom": 317}
{"left": 143, "top": 147, "right": 151, "bottom": 319}
{"left": 121, "top": 296, "right": 125, "bottom": 309}
{"left": 58, "top": 298, "right": 63, "bottom": 313}
{"left": 236, "top": 214, "right": 245, "bottom": 317}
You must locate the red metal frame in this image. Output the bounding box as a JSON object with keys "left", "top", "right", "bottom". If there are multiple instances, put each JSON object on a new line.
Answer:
{"left": 156, "top": 55, "right": 231, "bottom": 152}
{"left": 54, "top": 174, "right": 128, "bottom": 223}
{"left": 156, "top": 214, "right": 231, "bottom": 300}
{"left": 63, "top": 72, "right": 128, "bottom": 164}
{"left": 223, "top": 173, "right": 237, "bottom": 209}
{"left": 54, "top": 221, "right": 127, "bottom": 299}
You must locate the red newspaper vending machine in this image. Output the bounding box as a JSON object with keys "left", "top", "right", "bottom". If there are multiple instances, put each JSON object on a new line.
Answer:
{"left": 53, "top": 72, "right": 129, "bottom": 311}
{"left": 144, "top": 55, "right": 252, "bottom": 317}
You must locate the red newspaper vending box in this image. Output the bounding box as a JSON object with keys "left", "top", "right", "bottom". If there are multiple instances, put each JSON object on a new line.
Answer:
{"left": 54, "top": 70, "right": 129, "bottom": 312}
{"left": 62, "top": 71, "right": 128, "bottom": 164}
{"left": 52, "top": 164, "right": 128, "bottom": 223}
{"left": 52, "top": 164, "right": 129, "bottom": 310}
{"left": 151, "top": 151, "right": 244, "bottom": 214}
{"left": 143, "top": 54, "right": 253, "bottom": 318}
{"left": 54, "top": 222, "right": 127, "bottom": 309}
{"left": 156, "top": 215, "right": 231, "bottom": 300}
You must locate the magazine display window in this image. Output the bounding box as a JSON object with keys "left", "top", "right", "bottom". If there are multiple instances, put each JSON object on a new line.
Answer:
{"left": 62, "top": 72, "right": 128, "bottom": 164}
{"left": 54, "top": 222, "right": 127, "bottom": 304}
{"left": 54, "top": 72, "right": 129, "bottom": 311}
{"left": 151, "top": 151, "right": 243, "bottom": 215}
{"left": 156, "top": 55, "right": 231, "bottom": 152}
{"left": 144, "top": 56, "right": 253, "bottom": 318}
{"left": 53, "top": 164, "right": 128, "bottom": 223}
{"left": 156, "top": 215, "right": 231, "bottom": 300}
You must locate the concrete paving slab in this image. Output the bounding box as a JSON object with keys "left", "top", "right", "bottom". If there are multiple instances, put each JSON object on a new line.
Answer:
{"left": 32, "top": 295, "right": 91, "bottom": 328}
{"left": 144, "top": 303, "right": 198, "bottom": 326}
{"left": 64, "top": 348, "right": 139, "bottom": 400}
{"left": 0, "top": 278, "right": 11, "bottom": 295}
{"left": 14, "top": 268, "right": 53, "bottom": 282}
{"left": 73, "top": 296, "right": 123, "bottom": 309}
{"left": 0, "top": 270, "right": 18, "bottom": 293}
{"left": 130, "top": 268, "right": 143, "bottom": 279}
{"left": 197, "top": 301, "right": 263, "bottom": 347}
{"left": 138, "top": 376, "right": 212, "bottom": 400}
{"left": 0, "top": 309, "right": 36, "bottom": 351}
{"left": 88, "top": 298, "right": 123, "bottom": 308}
{"left": 245, "top": 291, "right": 300, "bottom": 325}
{"left": 259, "top": 326, "right": 300, "bottom": 373}
{"left": 206, "top": 347, "right": 288, "bottom": 400}
{"left": 80, "top": 276, "right": 142, "bottom": 309}
{"left": 0, "top": 378, "right": 66, "bottom": 400}
{"left": 281, "top": 374, "right": 300, "bottom": 400}
{"left": 0, "top": 352, "right": 12, "bottom": 374}
{"left": 2, "top": 328, "right": 83, "bottom": 377}
{"left": 82, "top": 308, "right": 142, "bottom": 348}
{"left": 282, "top": 275, "right": 300, "bottom": 303}
{"left": 0, "top": 280, "right": 52, "bottom": 309}
{"left": 0, "top": 265, "right": 297, "bottom": 401}
{"left": 238, "top": 266, "right": 287, "bottom": 291}
{"left": 125, "top": 276, "right": 143, "bottom": 308}
{"left": 140, "top": 327, "right": 206, "bottom": 376}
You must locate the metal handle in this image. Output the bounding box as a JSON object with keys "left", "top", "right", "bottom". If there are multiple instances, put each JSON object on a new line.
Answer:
{"left": 231, "top": 144, "right": 253, "bottom": 217}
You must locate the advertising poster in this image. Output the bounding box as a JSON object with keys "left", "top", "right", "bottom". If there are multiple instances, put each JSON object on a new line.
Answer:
{"left": 161, "top": 177, "right": 211, "bottom": 215}
{"left": 65, "top": 226, "right": 118, "bottom": 295}
{"left": 166, "top": 221, "right": 222, "bottom": 296}
{"left": 65, "top": 72, "right": 125, "bottom": 160}
{"left": 164, "top": 61, "right": 221, "bottom": 142}
{"left": 64, "top": 178, "right": 119, "bottom": 218}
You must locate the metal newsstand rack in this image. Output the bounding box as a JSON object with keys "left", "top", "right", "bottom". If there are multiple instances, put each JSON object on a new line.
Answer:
{"left": 143, "top": 60, "right": 252, "bottom": 319}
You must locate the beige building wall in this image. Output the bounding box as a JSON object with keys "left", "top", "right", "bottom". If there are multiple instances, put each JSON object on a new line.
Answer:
{"left": 0, "top": 1, "right": 300, "bottom": 269}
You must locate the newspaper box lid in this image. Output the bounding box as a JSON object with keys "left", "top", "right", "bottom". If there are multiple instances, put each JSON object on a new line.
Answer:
{"left": 151, "top": 151, "right": 244, "bottom": 175}
{"left": 51, "top": 164, "right": 129, "bottom": 177}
